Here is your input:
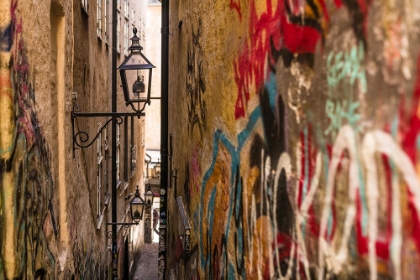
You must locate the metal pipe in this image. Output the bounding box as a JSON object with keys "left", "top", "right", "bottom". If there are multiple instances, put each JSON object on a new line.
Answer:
{"left": 107, "top": 222, "right": 139, "bottom": 226}
{"left": 145, "top": 153, "right": 152, "bottom": 162}
{"left": 112, "top": 0, "right": 118, "bottom": 277}
{"left": 145, "top": 153, "right": 151, "bottom": 178}
{"left": 72, "top": 112, "right": 145, "bottom": 118}
{"left": 160, "top": 0, "right": 169, "bottom": 278}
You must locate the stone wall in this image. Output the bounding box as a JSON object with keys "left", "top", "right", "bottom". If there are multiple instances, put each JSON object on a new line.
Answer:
{"left": 167, "top": 0, "right": 420, "bottom": 279}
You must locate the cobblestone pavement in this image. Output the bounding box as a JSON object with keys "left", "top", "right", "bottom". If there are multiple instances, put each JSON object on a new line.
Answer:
{"left": 132, "top": 242, "right": 159, "bottom": 280}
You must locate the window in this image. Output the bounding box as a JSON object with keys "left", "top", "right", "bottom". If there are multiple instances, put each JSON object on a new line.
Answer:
{"left": 117, "top": 12, "right": 121, "bottom": 53}
{"left": 124, "top": 19, "right": 129, "bottom": 55}
{"left": 130, "top": 117, "right": 137, "bottom": 177}
{"left": 81, "top": 0, "right": 89, "bottom": 15}
{"left": 148, "top": 0, "right": 161, "bottom": 4}
{"left": 121, "top": 117, "right": 129, "bottom": 193}
{"left": 116, "top": 0, "right": 120, "bottom": 10}
{"left": 124, "top": 118, "right": 129, "bottom": 182}
{"left": 97, "top": 123, "right": 104, "bottom": 227}
{"left": 104, "top": 127, "right": 110, "bottom": 206}
{"left": 97, "top": 0, "right": 102, "bottom": 37}
{"left": 103, "top": 1, "right": 107, "bottom": 38}
{"left": 116, "top": 124, "right": 121, "bottom": 187}
{"left": 124, "top": 0, "right": 129, "bottom": 17}
{"left": 118, "top": 119, "right": 129, "bottom": 196}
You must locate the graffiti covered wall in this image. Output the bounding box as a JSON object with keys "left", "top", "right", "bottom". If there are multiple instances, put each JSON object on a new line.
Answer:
{"left": 167, "top": 0, "right": 420, "bottom": 279}
{"left": 0, "top": 0, "right": 59, "bottom": 278}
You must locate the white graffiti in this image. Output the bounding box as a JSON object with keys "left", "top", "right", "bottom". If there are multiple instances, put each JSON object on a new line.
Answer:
{"left": 294, "top": 125, "right": 420, "bottom": 280}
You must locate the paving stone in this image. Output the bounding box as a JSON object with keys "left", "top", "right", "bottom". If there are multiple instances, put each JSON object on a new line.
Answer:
{"left": 132, "top": 242, "right": 159, "bottom": 280}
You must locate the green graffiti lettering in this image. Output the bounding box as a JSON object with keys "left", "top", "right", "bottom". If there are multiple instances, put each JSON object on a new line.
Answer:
{"left": 326, "top": 43, "right": 367, "bottom": 95}
{"left": 325, "top": 99, "right": 361, "bottom": 138}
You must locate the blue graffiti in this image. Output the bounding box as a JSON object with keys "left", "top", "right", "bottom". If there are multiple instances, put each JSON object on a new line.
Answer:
{"left": 0, "top": 24, "right": 12, "bottom": 52}
{"left": 198, "top": 107, "right": 261, "bottom": 273}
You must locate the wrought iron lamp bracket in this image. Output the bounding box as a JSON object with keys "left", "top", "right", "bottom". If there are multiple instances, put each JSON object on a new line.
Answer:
{"left": 71, "top": 103, "right": 145, "bottom": 157}
{"left": 127, "top": 100, "right": 150, "bottom": 114}
{"left": 106, "top": 222, "right": 139, "bottom": 239}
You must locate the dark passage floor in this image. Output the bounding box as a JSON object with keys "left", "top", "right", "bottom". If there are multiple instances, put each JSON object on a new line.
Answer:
{"left": 132, "top": 242, "right": 159, "bottom": 280}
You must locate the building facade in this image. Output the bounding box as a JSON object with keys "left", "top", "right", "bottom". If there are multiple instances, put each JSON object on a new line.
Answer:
{"left": 0, "top": 0, "right": 152, "bottom": 278}
{"left": 166, "top": 0, "right": 420, "bottom": 279}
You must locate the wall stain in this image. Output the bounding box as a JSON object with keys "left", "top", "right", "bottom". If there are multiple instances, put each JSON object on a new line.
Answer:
{"left": 186, "top": 18, "right": 207, "bottom": 137}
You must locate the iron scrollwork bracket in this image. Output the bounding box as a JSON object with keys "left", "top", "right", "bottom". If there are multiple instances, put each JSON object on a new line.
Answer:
{"left": 71, "top": 103, "right": 145, "bottom": 157}
{"left": 128, "top": 100, "right": 150, "bottom": 114}
{"left": 106, "top": 222, "right": 139, "bottom": 239}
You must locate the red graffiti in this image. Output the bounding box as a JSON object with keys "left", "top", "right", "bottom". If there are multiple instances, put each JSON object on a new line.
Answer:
{"left": 297, "top": 127, "right": 316, "bottom": 208}
{"left": 233, "top": 0, "right": 326, "bottom": 119}
{"left": 281, "top": 17, "right": 321, "bottom": 54}
{"left": 265, "top": 232, "right": 306, "bottom": 279}
{"left": 334, "top": 0, "right": 343, "bottom": 8}
{"left": 401, "top": 54, "right": 420, "bottom": 163}
{"left": 232, "top": 0, "right": 374, "bottom": 120}
{"left": 229, "top": 0, "right": 242, "bottom": 21}
{"left": 398, "top": 53, "right": 420, "bottom": 253}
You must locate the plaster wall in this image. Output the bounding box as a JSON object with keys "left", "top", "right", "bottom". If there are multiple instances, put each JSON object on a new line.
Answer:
{"left": 145, "top": 3, "right": 162, "bottom": 150}
{"left": 167, "top": 0, "right": 420, "bottom": 279}
{"left": 0, "top": 0, "right": 81, "bottom": 278}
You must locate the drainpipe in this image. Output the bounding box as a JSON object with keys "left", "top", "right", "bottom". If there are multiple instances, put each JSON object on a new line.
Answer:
{"left": 145, "top": 153, "right": 152, "bottom": 178}
{"left": 160, "top": 0, "right": 169, "bottom": 278}
{"left": 111, "top": 0, "right": 118, "bottom": 278}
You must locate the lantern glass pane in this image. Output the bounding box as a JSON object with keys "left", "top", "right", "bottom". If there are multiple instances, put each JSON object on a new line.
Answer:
{"left": 124, "top": 51, "right": 148, "bottom": 66}
{"left": 154, "top": 163, "right": 160, "bottom": 176}
{"left": 145, "top": 188, "right": 154, "bottom": 206}
{"left": 131, "top": 196, "right": 144, "bottom": 222}
{"left": 132, "top": 204, "right": 142, "bottom": 219}
{"left": 124, "top": 68, "right": 150, "bottom": 101}
{"left": 146, "top": 196, "right": 152, "bottom": 206}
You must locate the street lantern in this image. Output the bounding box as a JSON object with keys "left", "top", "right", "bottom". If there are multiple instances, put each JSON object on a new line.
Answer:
{"left": 118, "top": 27, "right": 155, "bottom": 113}
{"left": 154, "top": 158, "right": 161, "bottom": 177}
{"left": 130, "top": 186, "right": 145, "bottom": 223}
{"left": 144, "top": 184, "right": 154, "bottom": 207}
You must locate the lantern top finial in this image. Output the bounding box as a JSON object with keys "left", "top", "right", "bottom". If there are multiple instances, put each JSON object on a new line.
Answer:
{"left": 129, "top": 27, "right": 142, "bottom": 52}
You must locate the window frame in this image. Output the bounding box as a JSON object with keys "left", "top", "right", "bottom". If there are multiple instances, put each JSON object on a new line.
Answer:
{"left": 96, "top": 0, "right": 102, "bottom": 38}
{"left": 116, "top": 11, "right": 121, "bottom": 53}
{"left": 130, "top": 117, "right": 137, "bottom": 178}
{"left": 96, "top": 123, "right": 104, "bottom": 229}
{"left": 116, "top": 123, "right": 121, "bottom": 188}
{"left": 81, "top": 0, "right": 89, "bottom": 15}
